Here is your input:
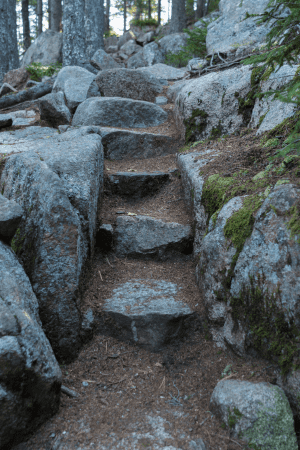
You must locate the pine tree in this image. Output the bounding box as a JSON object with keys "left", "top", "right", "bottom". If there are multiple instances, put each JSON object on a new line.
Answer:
{"left": 171, "top": 0, "right": 186, "bottom": 32}
{"left": 244, "top": 0, "right": 300, "bottom": 159}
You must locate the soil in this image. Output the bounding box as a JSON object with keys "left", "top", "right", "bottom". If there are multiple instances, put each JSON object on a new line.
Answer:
{"left": 4, "top": 86, "right": 299, "bottom": 450}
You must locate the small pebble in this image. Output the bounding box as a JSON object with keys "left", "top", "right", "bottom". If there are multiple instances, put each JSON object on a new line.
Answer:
{"left": 116, "top": 211, "right": 125, "bottom": 214}
{"left": 82, "top": 381, "right": 89, "bottom": 387}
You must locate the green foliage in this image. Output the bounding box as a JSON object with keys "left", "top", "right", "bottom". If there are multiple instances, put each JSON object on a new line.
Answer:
{"left": 165, "top": 25, "right": 208, "bottom": 68}
{"left": 26, "top": 62, "right": 62, "bottom": 82}
{"left": 207, "top": 0, "right": 220, "bottom": 13}
{"left": 130, "top": 18, "right": 158, "bottom": 27}
{"left": 243, "top": 0, "right": 300, "bottom": 161}
{"left": 287, "top": 205, "right": 300, "bottom": 243}
{"left": 104, "top": 28, "right": 120, "bottom": 38}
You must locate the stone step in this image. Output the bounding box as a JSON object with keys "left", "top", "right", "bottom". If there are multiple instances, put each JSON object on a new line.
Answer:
{"left": 106, "top": 171, "right": 170, "bottom": 198}
{"left": 114, "top": 215, "right": 193, "bottom": 259}
{"left": 99, "top": 279, "right": 193, "bottom": 351}
{"left": 72, "top": 97, "right": 168, "bottom": 128}
{"left": 100, "top": 127, "right": 176, "bottom": 160}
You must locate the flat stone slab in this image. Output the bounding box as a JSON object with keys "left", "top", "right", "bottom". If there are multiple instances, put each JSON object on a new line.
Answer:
{"left": 99, "top": 127, "right": 176, "bottom": 159}
{"left": 115, "top": 215, "right": 193, "bottom": 259}
{"left": 139, "top": 63, "right": 187, "bottom": 81}
{"left": 0, "top": 194, "right": 23, "bottom": 238}
{"left": 106, "top": 171, "right": 170, "bottom": 197}
{"left": 0, "top": 126, "right": 58, "bottom": 146}
{"left": 102, "top": 279, "right": 192, "bottom": 350}
{"left": 72, "top": 97, "right": 168, "bottom": 128}
{"left": 155, "top": 96, "right": 168, "bottom": 105}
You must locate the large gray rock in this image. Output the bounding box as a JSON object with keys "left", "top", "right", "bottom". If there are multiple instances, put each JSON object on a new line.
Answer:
{"left": 0, "top": 241, "right": 62, "bottom": 449}
{"left": 52, "top": 66, "right": 100, "bottom": 113}
{"left": 102, "top": 279, "right": 192, "bottom": 350}
{"left": 206, "top": 0, "right": 271, "bottom": 55}
{"left": 72, "top": 97, "right": 168, "bottom": 128}
{"left": 0, "top": 194, "right": 23, "bottom": 238}
{"left": 39, "top": 91, "right": 72, "bottom": 127}
{"left": 115, "top": 215, "right": 193, "bottom": 259}
{"left": 120, "top": 39, "right": 139, "bottom": 56}
{"left": 0, "top": 114, "right": 13, "bottom": 129}
{"left": 210, "top": 379, "right": 297, "bottom": 449}
{"left": 0, "top": 131, "right": 104, "bottom": 361}
{"left": 21, "top": 30, "right": 62, "bottom": 67}
{"left": 177, "top": 150, "right": 217, "bottom": 255}
{"left": 158, "top": 33, "right": 187, "bottom": 55}
{"left": 143, "top": 42, "right": 165, "bottom": 66}
{"left": 90, "top": 48, "right": 124, "bottom": 71}
{"left": 250, "top": 64, "right": 298, "bottom": 134}
{"left": 175, "top": 65, "right": 253, "bottom": 141}
{"left": 167, "top": 80, "right": 188, "bottom": 102}
{"left": 117, "top": 30, "right": 136, "bottom": 50}
{"left": 106, "top": 172, "right": 170, "bottom": 198}
{"left": 95, "top": 68, "right": 164, "bottom": 102}
{"left": 99, "top": 128, "right": 177, "bottom": 159}
{"left": 139, "top": 63, "right": 186, "bottom": 81}
{"left": 127, "top": 51, "right": 147, "bottom": 69}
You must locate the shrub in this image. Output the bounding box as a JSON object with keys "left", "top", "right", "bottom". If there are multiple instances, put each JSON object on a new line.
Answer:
{"left": 26, "top": 62, "right": 62, "bottom": 82}
{"left": 165, "top": 24, "right": 208, "bottom": 67}
{"left": 243, "top": 0, "right": 300, "bottom": 161}
{"left": 130, "top": 18, "right": 158, "bottom": 27}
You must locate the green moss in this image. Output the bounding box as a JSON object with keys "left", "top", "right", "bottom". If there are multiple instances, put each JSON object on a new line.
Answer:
{"left": 243, "top": 386, "right": 298, "bottom": 449}
{"left": 11, "top": 228, "right": 24, "bottom": 254}
{"left": 237, "top": 66, "right": 265, "bottom": 125}
{"left": 201, "top": 174, "right": 237, "bottom": 221}
{"left": 229, "top": 274, "right": 300, "bottom": 376}
{"left": 224, "top": 195, "right": 263, "bottom": 254}
{"left": 275, "top": 179, "right": 290, "bottom": 187}
{"left": 184, "top": 109, "right": 208, "bottom": 143}
{"left": 209, "top": 121, "right": 223, "bottom": 140}
{"left": 228, "top": 407, "right": 243, "bottom": 428}
{"left": 286, "top": 205, "right": 300, "bottom": 244}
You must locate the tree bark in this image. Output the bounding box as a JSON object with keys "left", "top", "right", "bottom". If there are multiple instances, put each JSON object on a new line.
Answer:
{"left": 158, "top": 0, "right": 161, "bottom": 25}
{"left": 0, "top": 0, "right": 9, "bottom": 82}
{"left": 85, "top": 0, "right": 104, "bottom": 59}
{"left": 22, "top": 0, "right": 31, "bottom": 51}
{"left": 105, "top": 0, "right": 110, "bottom": 33}
{"left": 62, "top": 0, "right": 86, "bottom": 66}
{"left": 171, "top": 0, "right": 186, "bottom": 33}
{"left": 8, "top": 0, "right": 19, "bottom": 70}
{"left": 123, "top": 0, "right": 126, "bottom": 33}
{"left": 37, "top": 0, "right": 43, "bottom": 35}
{"left": 48, "top": 0, "right": 51, "bottom": 28}
{"left": 51, "top": 0, "right": 62, "bottom": 32}
{"left": 206, "top": 0, "right": 211, "bottom": 15}
{"left": 148, "top": 0, "right": 151, "bottom": 19}
{"left": 195, "top": 0, "right": 205, "bottom": 19}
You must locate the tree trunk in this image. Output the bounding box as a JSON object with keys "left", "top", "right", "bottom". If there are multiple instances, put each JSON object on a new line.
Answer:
{"left": 62, "top": 0, "right": 86, "bottom": 66}
{"left": 171, "top": 0, "right": 186, "bottom": 33}
{"left": 48, "top": 0, "right": 51, "bottom": 28}
{"left": 51, "top": 0, "right": 62, "bottom": 32}
{"left": 123, "top": 0, "right": 126, "bottom": 33}
{"left": 148, "top": 0, "right": 151, "bottom": 19}
{"left": 22, "top": 0, "right": 31, "bottom": 51}
{"left": 37, "top": 0, "right": 43, "bottom": 35}
{"left": 158, "top": 0, "right": 161, "bottom": 25}
{"left": 85, "top": 0, "right": 104, "bottom": 59}
{"left": 8, "top": 0, "right": 19, "bottom": 70}
{"left": 0, "top": 0, "right": 9, "bottom": 82}
{"left": 206, "top": 0, "right": 210, "bottom": 15}
{"left": 134, "top": 0, "right": 142, "bottom": 21}
{"left": 105, "top": 0, "right": 110, "bottom": 33}
{"left": 195, "top": 0, "right": 205, "bottom": 19}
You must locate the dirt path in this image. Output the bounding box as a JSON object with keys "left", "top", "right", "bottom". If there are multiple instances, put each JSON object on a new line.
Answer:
{"left": 11, "top": 92, "right": 277, "bottom": 450}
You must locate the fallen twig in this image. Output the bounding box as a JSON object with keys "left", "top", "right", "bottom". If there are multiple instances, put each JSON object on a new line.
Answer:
{"left": 199, "top": 416, "right": 210, "bottom": 426}
{"left": 98, "top": 270, "right": 103, "bottom": 281}
{"left": 61, "top": 385, "right": 80, "bottom": 398}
